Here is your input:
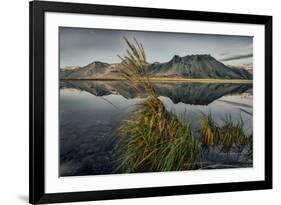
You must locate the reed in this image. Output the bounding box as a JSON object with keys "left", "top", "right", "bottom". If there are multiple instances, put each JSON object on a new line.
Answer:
{"left": 199, "top": 113, "right": 252, "bottom": 156}
{"left": 116, "top": 38, "right": 200, "bottom": 172}
{"left": 199, "top": 113, "right": 219, "bottom": 148}
{"left": 219, "top": 115, "right": 249, "bottom": 153}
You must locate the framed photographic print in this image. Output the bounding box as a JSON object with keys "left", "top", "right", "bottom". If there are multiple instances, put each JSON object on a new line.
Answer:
{"left": 29, "top": 1, "right": 272, "bottom": 204}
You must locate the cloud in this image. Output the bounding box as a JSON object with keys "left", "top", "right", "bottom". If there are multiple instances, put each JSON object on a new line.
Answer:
{"left": 220, "top": 53, "right": 253, "bottom": 61}
{"left": 219, "top": 52, "right": 229, "bottom": 56}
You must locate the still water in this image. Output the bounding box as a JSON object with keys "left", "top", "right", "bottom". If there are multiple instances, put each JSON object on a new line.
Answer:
{"left": 59, "top": 80, "right": 253, "bottom": 176}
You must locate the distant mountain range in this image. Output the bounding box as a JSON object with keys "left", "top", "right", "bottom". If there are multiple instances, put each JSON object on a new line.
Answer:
{"left": 60, "top": 54, "right": 252, "bottom": 79}
{"left": 228, "top": 63, "right": 253, "bottom": 74}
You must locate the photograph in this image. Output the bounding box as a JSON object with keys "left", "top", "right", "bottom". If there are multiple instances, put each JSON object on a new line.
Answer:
{"left": 59, "top": 27, "right": 254, "bottom": 177}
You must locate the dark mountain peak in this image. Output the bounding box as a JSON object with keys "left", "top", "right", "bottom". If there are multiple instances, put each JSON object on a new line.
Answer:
{"left": 83, "top": 61, "right": 110, "bottom": 71}
{"left": 182, "top": 54, "right": 213, "bottom": 60}
{"left": 89, "top": 61, "right": 108, "bottom": 66}
{"left": 200, "top": 54, "right": 214, "bottom": 60}
{"left": 171, "top": 55, "right": 182, "bottom": 63}
{"left": 151, "top": 61, "right": 160, "bottom": 64}
{"left": 172, "top": 54, "right": 181, "bottom": 59}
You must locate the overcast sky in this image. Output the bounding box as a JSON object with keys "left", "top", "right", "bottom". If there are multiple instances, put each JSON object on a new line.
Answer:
{"left": 59, "top": 27, "right": 253, "bottom": 68}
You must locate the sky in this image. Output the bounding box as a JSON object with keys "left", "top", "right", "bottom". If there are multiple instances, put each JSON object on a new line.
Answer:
{"left": 59, "top": 27, "right": 253, "bottom": 68}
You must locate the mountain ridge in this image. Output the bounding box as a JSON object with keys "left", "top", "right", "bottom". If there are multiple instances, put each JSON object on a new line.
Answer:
{"left": 60, "top": 54, "right": 252, "bottom": 79}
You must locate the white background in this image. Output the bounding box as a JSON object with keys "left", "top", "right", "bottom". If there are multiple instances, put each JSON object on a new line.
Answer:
{"left": 0, "top": 0, "right": 279, "bottom": 204}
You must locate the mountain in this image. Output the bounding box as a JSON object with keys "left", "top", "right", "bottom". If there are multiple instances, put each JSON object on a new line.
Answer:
{"left": 228, "top": 64, "right": 253, "bottom": 75}
{"left": 60, "top": 54, "right": 252, "bottom": 79}
{"left": 60, "top": 61, "right": 121, "bottom": 78}
{"left": 147, "top": 54, "right": 251, "bottom": 79}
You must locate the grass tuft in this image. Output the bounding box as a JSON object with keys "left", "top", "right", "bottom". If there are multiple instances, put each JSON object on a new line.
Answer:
{"left": 199, "top": 113, "right": 252, "bottom": 157}
{"left": 199, "top": 113, "right": 219, "bottom": 148}
{"left": 116, "top": 37, "right": 200, "bottom": 172}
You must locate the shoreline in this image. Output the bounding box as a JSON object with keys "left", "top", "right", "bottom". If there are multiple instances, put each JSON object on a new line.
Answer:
{"left": 60, "top": 77, "right": 253, "bottom": 84}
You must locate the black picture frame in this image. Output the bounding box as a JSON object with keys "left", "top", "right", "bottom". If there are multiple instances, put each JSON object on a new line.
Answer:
{"left": 29, "top": 1, "right": 272, "bottom": 204}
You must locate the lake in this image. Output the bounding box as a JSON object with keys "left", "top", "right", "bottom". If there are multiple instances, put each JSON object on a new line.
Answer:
{"left": 59, "top": 80, "right": 253, "bottom": 176}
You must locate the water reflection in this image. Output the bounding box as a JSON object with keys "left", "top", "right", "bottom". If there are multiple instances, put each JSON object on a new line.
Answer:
{"left": 59, "top": 80, "right": 253, "bottom": 176}
{"left": 60, "top": 80, "right": 252, "bottom": 105}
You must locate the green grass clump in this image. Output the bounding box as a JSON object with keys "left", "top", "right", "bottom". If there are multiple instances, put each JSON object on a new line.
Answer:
{"left": 199, "top": 113, "right": 219, "bottom": 148}
{"left": 199, "top": 114, "right": 252, "bottom": 155}
{"left": 219, "top": 115, "right": 249, "bottom": 153}
{"left": 118, "top": 95, "right": 200, "bottom": 172}
{"left": 116, "top": 37, "right": 200, "bottom": 173}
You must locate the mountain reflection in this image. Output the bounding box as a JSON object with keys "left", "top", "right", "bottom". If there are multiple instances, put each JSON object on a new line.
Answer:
{"left": 60, "top": 80, "right": 252, "bottom": 105}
